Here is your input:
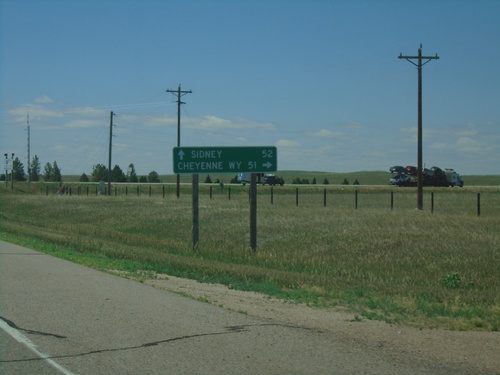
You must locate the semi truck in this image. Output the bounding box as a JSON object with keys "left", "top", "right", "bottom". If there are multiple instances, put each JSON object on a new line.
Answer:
{"left": 237, "top": 173, "right": 284, "bottom": 186}
{"left": 390, "top": 166, "right": 464, "bottom": 187}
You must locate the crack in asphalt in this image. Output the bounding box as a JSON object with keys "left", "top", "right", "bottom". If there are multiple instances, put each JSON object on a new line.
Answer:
{"left": 0, "top": 316, "right": 67, "bottom": 339}
{"left": 1, "top": 322, "right": 312, "bottom": 363}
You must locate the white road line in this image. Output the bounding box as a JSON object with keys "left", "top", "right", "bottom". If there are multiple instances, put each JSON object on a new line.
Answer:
{"left": 0, "top": 319, "right": 77, "bottom": 375}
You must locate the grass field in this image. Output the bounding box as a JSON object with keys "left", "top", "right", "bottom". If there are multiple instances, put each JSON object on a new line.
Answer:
{"left": 1, "top": 182, "right": 499, "bottom": 331}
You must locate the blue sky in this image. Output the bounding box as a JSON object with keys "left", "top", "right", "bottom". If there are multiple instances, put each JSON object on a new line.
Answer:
{"left": 1, "top": 0, "right": 499, "bottom": 177}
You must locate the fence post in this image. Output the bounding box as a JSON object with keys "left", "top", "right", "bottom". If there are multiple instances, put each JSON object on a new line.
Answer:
{"left": 477, "top": 193, "right": 481, "bottom": 217}
{"left": 355, "top": 190, "right": 358, "bottom": 209}
{"left": 46, "top": 186, "right": 49, "bottom": 196}
{"left": 228, "top": 186, "right": 231, "bottom": 201}
{"left": 324, "top": 188, "right": 327, "bottom": 207}
{"left": 296, "top": 188, "right": 299, "bottom": 207}
{"left": 271, "top": 187, "right": 274, "bottom": 205}
{"left": 431, "top": 192, "right": 434, "bottom": 214}
{"left": 391, "top": 191, "right": 394, "bottom": 211}
{"left": 210, "top": 186, "right": 212, "bottom": 199}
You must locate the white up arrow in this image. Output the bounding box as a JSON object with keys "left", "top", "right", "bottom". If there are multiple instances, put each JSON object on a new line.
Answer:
{"left": 177, "top": 149, "right": 185, "bottom": 160}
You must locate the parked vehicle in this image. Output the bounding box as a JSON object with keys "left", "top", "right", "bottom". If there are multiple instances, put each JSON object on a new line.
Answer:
{"left": 444, "top": 168, "right": 464, "bottom": 187}
{"left": 389, "top": 173, "right": 412, "bottom": 186}
{"left": 237, "top": 173, "right": 284, "bottom": 186}
{"left": 263, "top": 174, "right": 284, "bottom": 186}
{"left": 237, "top": 173, "right": 251, "bottom": 185}
{"left": 389, "top": 165, "right": 464, "bottom": 187}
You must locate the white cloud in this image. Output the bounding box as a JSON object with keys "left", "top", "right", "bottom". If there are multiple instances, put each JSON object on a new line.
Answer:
{"left": 276, "top": 139, "right": 300, "bottom": 147}
{"left": 35, "top": 95, "right": 54, "bottom": 103}
{"left": 66, "top": 107, "right": 108, "bottom": 117}
{"left": 457, "top": 129, "right": 477, "bottom": 136}
{"left": 429, "top": 142, "right": 449, "bottom": 150}
{"left": 188, "top": 115, "right": 276, "bottom": 132}
{"left": 307, "top": 129, "right": 343, "bottom": 138}
{"left": 120, "top": 114, "right": 177, "bottom": 127}
{"left": 64, "top": 119, "right": 102, "bottom": 128}
{"left": 456, "top": 137, "right": 482, "bottom": 153}
{"left": 8, "top": 104, "right": 63, "bottom": 121}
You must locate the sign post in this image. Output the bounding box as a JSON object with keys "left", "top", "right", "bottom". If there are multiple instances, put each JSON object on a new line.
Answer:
{"left": 173, "top": 146, "right": 277, "bottom": 251}
{"left": 4, "top": 155, "right": 12, "bottom": 188}
{"left": 250, "top": 173, "right": 257, "bottom": 251}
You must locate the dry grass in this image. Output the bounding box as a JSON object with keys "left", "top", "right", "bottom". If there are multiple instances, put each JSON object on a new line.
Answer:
{"left": 1, "top": 184, "right": 499, "bottom": 330}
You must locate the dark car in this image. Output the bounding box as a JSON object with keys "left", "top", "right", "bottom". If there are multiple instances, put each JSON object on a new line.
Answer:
{"left": 263, "top": 175, "right": 284, "bottom": 186}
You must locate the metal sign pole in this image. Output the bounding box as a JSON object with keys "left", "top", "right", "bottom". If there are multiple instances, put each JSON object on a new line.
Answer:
{"left": 250, "top": 173, "right": 257, "bottom": 251}
{"left": 192, "top": 174, "right": 199, "bottom": 249}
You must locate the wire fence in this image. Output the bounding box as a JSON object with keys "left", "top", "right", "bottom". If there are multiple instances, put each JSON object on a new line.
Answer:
{"left": 18, "top": 182, "right": 500, "bottom": 218}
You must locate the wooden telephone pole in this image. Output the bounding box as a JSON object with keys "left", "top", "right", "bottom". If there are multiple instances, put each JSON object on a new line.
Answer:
{"left": 167, "top": 84, "right": 192, "bottom": 198}
{"left": 108, "top": 111, "right": 115, "bottom": 195}
{"left": 399, "top": 44, "right": 439, "bottom": 210}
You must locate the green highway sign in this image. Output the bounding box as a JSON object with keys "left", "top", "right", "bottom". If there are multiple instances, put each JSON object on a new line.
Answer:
{"left": 173, "top": 146, "right": 277, "bottom": 174}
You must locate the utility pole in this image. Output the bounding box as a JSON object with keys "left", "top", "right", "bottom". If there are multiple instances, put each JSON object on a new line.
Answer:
{"left": 27, "top": 113, "right": 31, "bottom": 183}
{"left": 108, "top": 111, "right": 115, "bottom": 195}
{"left": 4, "top": 154, "right": 7, "bottom": 188}
{"left": 399, "top": 44, "right": 439, "bottom": 210}
{"left": 167, "top": 84, "right": 192, "bottom": 198}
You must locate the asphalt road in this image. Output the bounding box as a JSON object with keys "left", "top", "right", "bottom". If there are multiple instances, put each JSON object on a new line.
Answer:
{"left": 0, "top": 240, "right": 479, "bottom": 375}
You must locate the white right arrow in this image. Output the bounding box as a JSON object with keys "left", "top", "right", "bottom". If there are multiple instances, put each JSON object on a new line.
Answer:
{"left": 263, "top": 161, "right": 272, "bottom": 169}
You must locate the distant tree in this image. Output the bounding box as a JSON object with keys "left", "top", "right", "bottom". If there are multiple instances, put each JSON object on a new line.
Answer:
{"left": 30, "top": 155, "right": 41, "bottom": 182}
{"left": 127, "top": 163, "right": 138, "bottom": 182}
{"left": 148, "top": 170, "right": 160, "bottom": 183}
{"left": 0, "top": 174, "right": 5, "bottom": 181}
{"left": 312, "top": 177, "right": 317, "bottom": 185}
{"left": 342, "top": 178, "right": 349, "bottom": 185}
{"left": 79, "top": 173, "right": 89, "bottom": 182}
{"left": 353, "top": 179, "right": 360, "bottom": 185}
{"left": 43, "top": 162, "right": 53, "bottom": 181}
{"left": 112, "top": 165, "right": 126, "bottom": 182}
{"left": 230, "top": 175, "right": 238, "bottom": 183}
{"left": 91, "top": 163, "right": 108, "bottom": 182}
{"left": 205, "top": 175, "right": 212, "bottom": 183}
{"left": 292, "top": 177, "right": 310, "bottom": 184}
{"left": 53, "top": 161, "right": 62, "bottom": 182}
{"left": 139, "top": 176, "right": 147, "bottom": 183}
{"left": 13, "top": 157, "right": 26, "bottom": 181}
{"left": 323, "top": 178, "right": 329, "bottom": 185}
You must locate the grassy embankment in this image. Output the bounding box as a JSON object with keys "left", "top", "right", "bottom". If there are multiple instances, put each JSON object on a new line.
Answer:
{"left": 1, "top": 181, "right": 499, "bottom": 331}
